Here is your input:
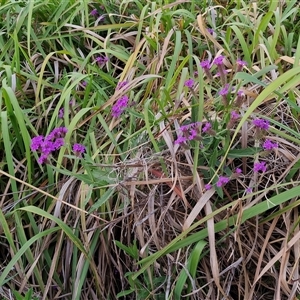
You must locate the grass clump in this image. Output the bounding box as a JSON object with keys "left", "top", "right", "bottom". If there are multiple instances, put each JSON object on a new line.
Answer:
{"left": 0, "top": 1, "right": 300, "bottom": 299}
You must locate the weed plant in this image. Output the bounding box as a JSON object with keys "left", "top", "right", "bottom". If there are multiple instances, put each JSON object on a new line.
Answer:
{"left": 0, "top": 0, "right": 300, "bottom": 299}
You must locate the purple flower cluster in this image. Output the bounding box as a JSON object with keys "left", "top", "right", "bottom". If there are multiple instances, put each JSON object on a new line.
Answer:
{"left": 112, "top": 95, "right": 129, "bottom": 117}
{"left": 90, "top": 9, "right": 98, "bottom": 16}
{"left": 58, "top": 108, "right": 64, "bottom": 119}
{"left": 73, "top": 143, "right": 86, "bottom": 157}
{"left": 174, "top": 122, "right": 201, "bottom": 146}
{"left": 235, "top": 90, "right": 245, "bottom": 107}
{"left": 253, "top": 161, "right": 267, "bottom": 173}
{"left": 213, "top": 55, "right": 227, "bottom": 84}
{"left": 235, "top": 168, "right": 242, "bottom": 174}
{"left": 263, "top": 139, "right": 278, "bottom": 151}
{"left": 200, "top": 60, "right": 210, "bottom": 69}
{"left": 31, "top": 127, "right": 68, "bottom": 164}
{"left": 184, "top": 79, "right": 194, "bottom": 88}
{"left": 219, "top": 84, "right": 230, "bottom": 96}
{"left": 214, "top": 55, "right": 224, "bottom": 66}
{"left": 231, "top": 111, "right": 240, "bottom": 120}
{"left": 95, "top": 55, "right": 109, "bottom": 66}
{"left": 207, "top": 28, "right": 214, "bottom": 35}
{"left": 216, "top": 176, "right": 230, "bottom": 187}
{"left": 252, "top": 118, "right": 270, "bottom": 130}
{"left": 236, "top": 59, "right": 248, "bottom": 72}
{"left": 204, "top": 183, "right": 212, "bottom": 190}
{"left": 200, "top": 59, "right": 213, "bottom": 80}
{"left": 202, "top": 122, "right": 212, "bottom": 133}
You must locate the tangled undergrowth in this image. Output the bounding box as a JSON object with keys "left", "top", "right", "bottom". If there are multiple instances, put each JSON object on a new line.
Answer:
{"left": 0, "top": 0, "right": 300, "bottom": 299}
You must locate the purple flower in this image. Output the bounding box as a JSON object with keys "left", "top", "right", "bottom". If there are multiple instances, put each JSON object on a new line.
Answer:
{"left": 188, "top": 128, "right": 198, "bottom": 140}
{"left": 184, "top": 79, "right": 194, "bottom": 88}
{"left": 48, "top": 127, "right": 68, "bottom": 139}
{"left": 202, "top": 122, "right": 212, "bottom": 133}
{"left": 40, "top": 140, "right": 56, "bottom": 155}
{"left": 53, "top": 138, "right": 65, "bottom": 150}
{"left": 31, "top": 127, "right": 68, "bottom": 165}
{"left": 235, "top": 90, "right": 245, "bottom": 107}
{"left": 263, "top": 139, "right": 278, "bottom": 150}
{"left": 246, "top": 187, "right": 253, "bottom": 194}
{"left": 38, "top": 154, "right": 49, "bottom": 165}
{"left": 82, "top": 81, "right": 87, "bottom": 87}
{"left": 253, "top": 161, "right": 267, "bottom": 173}
{"left": 95, "top": 55, "right": 109, "bottom": 65}
{"left": 90, "top": 9, "right": 98, "bottom": 16}
{"left": 216, "top": 176, "right": 230, "bottom": 187}
{"left": 253, "top": 118, "right": 270, "bottom": 130}
{"left": 175, "top": 122, "right": 202, "bottom": 145}
{"left": 231, "top": 111, "right": 240, "bottom": 120}
{"left": 214, "top": 55, "right": 227, "bottom": 84}
{"left": 236, "top": 59, "right": 248, "bottom": 72}
{"left": 205, "top": 183, "right": 212, "bottom": 190}
{"left": 174, "top": 136, "right": 187, "bottom": 146}
{"left": 235, "top": 168, "right": 242, "bottom": 174}
{"left": 237, "top": 59, "right": 247, "bottom": 67}
{"left": 214, "top": 55, "right": 224, "bottom": 66}
{"left": 31, "top": 136, "right": 44, "bottom": 151}
{"left": 215, "top": 70, "right": 229, "bottom": 77}
{"left": 200, "top": 60, "right": 210, "bottom": 69}
{"left": 73, "top": 143, "right": 86, "bottom": 157}
{"left": 58, "top": 108, "right": 64, "bottom": 119}
{"left": 207, "top": 28, "right": 214, "bottom": 35}
{"left": 219, "top": 84, "right": 230, "bottom": 96}
{"left": 112, "top": 95, "right": 129, "bottom": 117}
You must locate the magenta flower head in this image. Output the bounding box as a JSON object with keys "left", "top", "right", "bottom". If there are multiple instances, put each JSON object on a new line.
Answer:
{"left": 31, "top": 127, "right": 68, "bottom": 165}
{"left": 207, "top": 28, "right": 214, "bottom": 35}
{"left": 253, "top": 161, "right": 267, "bottom": 173}
{"left": 48, "top": 127, "right": 68, "bottom": 140}
{"left": 90, "top": 9, "right": 98, "bottom": 16}
{"left": 227, "top": 110, "right": 240, "bottom": 129}
{"left": 95, "top": 55, "right": 109, "bottom": 66}
{"left": 216, "top": 176, "right": 230, "bottom": 187}
{"left": 174, "top": 136, "right": 187, "bottom": 146}
{"left": 214, "top": 55, "right": 224, "bottom": 66}
{"left": 73, "top": 143, "right": 86, "bottom": 157}
{"left": 236, "top": 59, "right": 248, "bottom": 72}
{"left": 231, "top": 110, "right": 240, "bottom": 120}
{"left": 41, "top": 140, "right": 56, "bottom": 155}
{"left": 31, "top": 136, "right": 44, "bottom": 151}
{"left": 235, "top": 90, "right": 245, "bottom": 107}
{"left": 219, "top": 84, "right": 231, "bottom": 105}
{"left": 205, "top": 183, "right": 212, "bottom": 190}
{"left": 219, "top": 84, "right": 230, "bottom": 96}
{"left": 112, "top": 95, "right": 129, "bottom": 117}
{"left": 175, "top": 122, "right": 202, "bottom": 146}
{"left": 38, "top": 154, "right": 49, "bottom": 165}
{"left": 184, "top": 78, "right": 194, "bottom": 88}
{"left": 58, "top": 108, "right": 64, "bottom": 119}
{"left": 200, "top": 59, "right": 213, "bottom": 80}
{"left": 200, "top": 60, "right": 210, "bottom": 70}
{"left": 252, "top": 118, "right": 269, "bottom": 130}
{"left": 202, "top": 122, "right": 211, "bottom": 133}
{"left": 214, "top": 55, "right": 227, "bottom": 84}
{"left": 235, "top": 168, "right": 242, "bottom": 174}
{"left": 263, "top": 139, "right": 278, "bottom": 151}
